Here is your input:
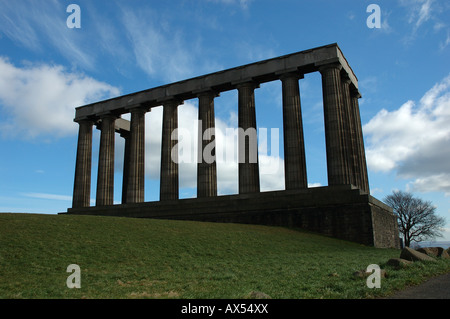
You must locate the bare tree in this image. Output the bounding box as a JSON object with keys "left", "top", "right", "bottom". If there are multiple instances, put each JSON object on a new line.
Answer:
{"left": 384, "top": 190, "right": 446, "bottom": 247}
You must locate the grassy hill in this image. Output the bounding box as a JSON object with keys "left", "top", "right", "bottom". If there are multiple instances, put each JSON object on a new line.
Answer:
{"left": 0, "top": 213, "right": 448, "bottom": 299}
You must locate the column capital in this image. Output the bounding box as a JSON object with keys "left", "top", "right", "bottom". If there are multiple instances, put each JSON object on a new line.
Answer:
{"left": 160, "top": 98, "right": 184, "bottom": 108}
{"left": 350, "top": 86, "right": 362, "bottom": 99}
{"left": 194, "top": 89, "right": 220, "bottom": 99}
{"left": 94, "top": 113, "right": 119, "bottom": 130}
{"left": 129, "top": 105, "right": 150, "bottom": 114}
{"left": 318, "top": 63, "right": 343, "bottom": 74}
{"left": 74, "top": 118, "right": 95, "bottom": 126}
{"left": 234, "top": 80, "right": 260, "bottom": 91}
{"left": 278, "top": 71, "right": 304, "bottom": 81}
{"left": 340, "top": 74, "right": 352, "bottom": 85}
{"left": 97, "top": 112, "right": 119, "bottom": 120}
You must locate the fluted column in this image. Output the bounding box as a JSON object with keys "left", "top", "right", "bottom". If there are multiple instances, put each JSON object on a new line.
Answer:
{"left": 121, "top": 131, "right": 130, "bottom": 204}
{"left": 350, "top": 87, "right": 370, "bottom": 193}
{"left": 126, "top": 107, "right": 146, "bottom": 203}
{"left": 72, "top": 119, "right": 93, "bottom": 208}
{"left": 96, "top": 115, "right": 117, "bottom": 206}
{"left": 237, "top": 82, "right": 260, "bottom": 194}
{"left": 319, "top": 63, "right": 350, "bottom": 186}
{"left": 341, "top": 75, "right": 357, "bottom": 187}
{"left": 280, "top": 73, "right": 308, "bottom": 190}
{"left": 197, "top": 91, "right": 218, "bottom": 198}
{"left": 160, "top": 100, "right": 180, "bottom": 201}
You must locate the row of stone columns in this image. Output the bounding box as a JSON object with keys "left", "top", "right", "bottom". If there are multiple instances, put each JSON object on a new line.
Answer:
{"left": 72, "top": 67, "right": 369, "bottom": 209}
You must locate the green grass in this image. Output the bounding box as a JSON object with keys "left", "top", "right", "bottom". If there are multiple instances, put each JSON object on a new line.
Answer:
{"left": 0, "top": 213, "right": 449, "bottom": 299}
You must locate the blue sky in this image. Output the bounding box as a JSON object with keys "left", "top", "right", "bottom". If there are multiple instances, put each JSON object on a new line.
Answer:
{"left": 0, "top": 0, "right": 449, "bottom": 241}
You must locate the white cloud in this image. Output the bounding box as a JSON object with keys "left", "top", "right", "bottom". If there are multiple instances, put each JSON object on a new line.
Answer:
{"left": 364, "top": 73, "right": 450, "bottom": 195}
{"left": 259, "top": 155, "right": 284, "bottom": 192}
{"left": 0, "top": 57, "right": 120, "bottom": 138}
{"left": 407, "top": 174, "right": 450, "bottom": 196}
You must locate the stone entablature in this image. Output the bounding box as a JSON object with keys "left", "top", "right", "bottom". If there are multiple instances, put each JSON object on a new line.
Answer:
{"left": 74, "top": 43, "right": 358, "bottom": 121}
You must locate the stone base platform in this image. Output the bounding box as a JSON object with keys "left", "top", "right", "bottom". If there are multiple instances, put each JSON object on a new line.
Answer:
{"left": 64, "top": 185, "right": 400, "bottom": 248}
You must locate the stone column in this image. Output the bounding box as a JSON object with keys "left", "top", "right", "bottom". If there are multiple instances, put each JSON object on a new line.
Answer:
{"left": 160, "top": 100, "right": 180, "bottom": 201}
{"left": 280, "top": 73, "right": 308, "bottom": 190}
{"left": 341, "top": 75, "right": 357, "bottom": 187}
{"left": 120, "top": 130, "right": 130, "bottom": 204}
{"left": 96, "top": 114, "right": 116, "bottom": 206}
{"left": 197, "top": 91, "right": 218, "bottom": 198}
{"left": 126, "top": 107, "right": 146, "bottom": 203}
{"left": 350, "top": 88, "right": 370, "bottom": 193}
{"left": 237, "top": 82, "right": 260, "bottom": 194}
{"left": 319, "top": 63, "right": 350, "bottom": 186}
{"left": 72, "top": 119, "right": 93, "bottom": 208}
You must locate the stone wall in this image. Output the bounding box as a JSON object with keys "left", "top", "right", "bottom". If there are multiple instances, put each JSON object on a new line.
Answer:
{"left": 371, "top": 201, "right": 401, "bottom": 248}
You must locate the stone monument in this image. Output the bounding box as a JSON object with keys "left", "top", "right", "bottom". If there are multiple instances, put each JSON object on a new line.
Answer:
{"left": 65, "top": 43, "right": 400, "bottom": 248}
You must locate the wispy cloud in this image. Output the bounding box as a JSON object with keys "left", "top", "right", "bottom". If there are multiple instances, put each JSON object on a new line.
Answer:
{"left": 0, "top": 1, "right": 259, "bottom": 83}
{"left": 440, "top": 30, "right": 450, "bottom": 50}
{"left": 22, "top": 192, "right": 98, "bottom": 206}
{"left": 400, "top": 0, "right": 449, "bottom": 46}
{"left": 359, "top": 76, "right": 379, "bottom": 94}
{"left": 206, "top": 0, "right": 253, "bottom": 9}
{"left": 120, "top": 6, "right": 202, "bottom": 82}
{"left": 380, "top": 9, "right": 393, "bottom": 33}
{"left": 0, "top": 0, "right": 40, "bottom": 51}
{"left": 411, "top": 0, "right": 433, "bottom": 29}
{"left": 0, "top": 0, "right": 95, "bottom": 69}
{"left": 23, "top": 192, "right": 72, "bottom": 202}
